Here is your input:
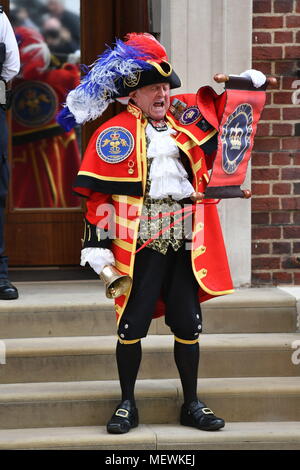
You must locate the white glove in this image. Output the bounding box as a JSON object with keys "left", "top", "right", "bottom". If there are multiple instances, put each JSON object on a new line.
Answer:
{"left": 240, "top": 69, "right": 266, "bottom": 88}
{"left": 80, "top": 247, "right": 115, "bottom": 275}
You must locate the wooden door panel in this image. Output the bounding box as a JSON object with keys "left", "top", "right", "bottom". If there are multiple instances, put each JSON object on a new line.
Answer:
{"left": 5, "top": 211, "right": 83, "bottom": 265}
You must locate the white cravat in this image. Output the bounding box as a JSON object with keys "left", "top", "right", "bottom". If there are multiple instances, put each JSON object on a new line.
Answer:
{"left": 146, "top": 124, "right": 194, "bottom": 201}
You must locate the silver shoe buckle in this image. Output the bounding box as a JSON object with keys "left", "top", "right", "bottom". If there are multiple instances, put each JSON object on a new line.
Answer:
{"left": 115, "top": 408, "right": 129, "bottom": 418}
{"left": 202, "top": 407, "right": 214, "bottom": 415}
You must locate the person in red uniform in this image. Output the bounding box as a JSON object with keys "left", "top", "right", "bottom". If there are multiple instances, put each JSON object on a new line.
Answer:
{"left": 11, "top": 26, "right": 81, "bottom": 208}
{"left": 58, "top": 33, "right": 266, "bottom": 434}
{"left": 0, "top": 7, "right": 20, "bottom": 299}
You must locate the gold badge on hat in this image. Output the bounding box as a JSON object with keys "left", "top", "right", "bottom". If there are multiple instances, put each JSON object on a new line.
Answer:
{"left": 123, "top": 71, "right": 141, "bottom": 88}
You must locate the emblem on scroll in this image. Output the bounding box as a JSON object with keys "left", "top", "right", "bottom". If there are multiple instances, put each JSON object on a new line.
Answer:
{"left": 221, "top": 103, "right": 253, "bottom": 175}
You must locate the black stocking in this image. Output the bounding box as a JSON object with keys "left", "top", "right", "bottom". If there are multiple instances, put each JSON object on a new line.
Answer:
{"left": 174, "top": 340, "right": 199, "bottom": 406}
{"left": 116, "top": 340, "right": 142, "bottom": 405}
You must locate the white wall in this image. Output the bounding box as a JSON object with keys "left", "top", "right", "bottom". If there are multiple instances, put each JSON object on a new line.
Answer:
{"left": 161, "top": 0, "right": 253, "bottom": 287}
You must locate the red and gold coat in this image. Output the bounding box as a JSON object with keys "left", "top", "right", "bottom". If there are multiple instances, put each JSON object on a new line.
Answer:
{"left": 74, "top": 92, "right": 234, "bottom": 323}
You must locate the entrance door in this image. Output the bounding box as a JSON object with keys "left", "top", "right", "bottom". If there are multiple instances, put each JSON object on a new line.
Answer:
{"left": 4, "top": 0, "right": 148, "bottom": 265}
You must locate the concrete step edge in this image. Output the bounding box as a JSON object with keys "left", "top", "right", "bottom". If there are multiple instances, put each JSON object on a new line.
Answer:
{"left": 0, "top": 422, "right": 300, "bottom": 450}
{"left": 3, "top": 333, "right": 300, "bottom": 357}
{"left": 0, "top": 285, "right": 296, "bottom": 314}
{"left": 0, "top": 377, "right": 300, "bottom": 403}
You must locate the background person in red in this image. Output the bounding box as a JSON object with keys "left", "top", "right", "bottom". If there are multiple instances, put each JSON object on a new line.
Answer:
{"left": 0, "top": 7, "right": 20, "bottom": 299}
{"left": 11, "top": 26, "right": 81, "bottom": 208}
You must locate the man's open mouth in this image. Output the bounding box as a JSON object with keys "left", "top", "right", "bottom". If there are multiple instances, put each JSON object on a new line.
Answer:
{"left": 153, "top": 101, "right": 164, "bottom": 108}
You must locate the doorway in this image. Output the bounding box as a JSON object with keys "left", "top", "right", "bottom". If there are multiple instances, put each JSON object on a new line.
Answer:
{"left": 4, "top": 0, "right": 149, "bottom": 270}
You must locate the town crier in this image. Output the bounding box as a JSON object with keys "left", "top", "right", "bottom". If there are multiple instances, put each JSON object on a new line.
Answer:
{"left": 57, "top": 32, "right": 266, "bottom": 434}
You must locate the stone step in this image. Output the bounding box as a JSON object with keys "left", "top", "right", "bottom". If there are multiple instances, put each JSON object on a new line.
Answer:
{"left": 0, "top": 422, "right": 300, "bottom": 450}
{"left": 0, "top": 283, "right": 297, "bottom": 338}
{"left": 0, "top": 377, "right": 299, "bottom": 429}
{"left": 1, "top": 333, "right": 299, "bottom": 384}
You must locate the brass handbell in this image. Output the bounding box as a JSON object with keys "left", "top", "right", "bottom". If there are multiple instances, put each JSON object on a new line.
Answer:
{"left": 99, "top": 265, "right": 132, "bottom": 299}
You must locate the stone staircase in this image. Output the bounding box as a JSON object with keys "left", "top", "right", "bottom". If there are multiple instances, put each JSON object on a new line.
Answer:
{"left": 0, "top": 281, "right": 299, "bottom": 450}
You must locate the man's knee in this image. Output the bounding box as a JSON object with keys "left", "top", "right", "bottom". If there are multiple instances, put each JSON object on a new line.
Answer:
{"left": 117, "top": 315, "right": 151, "bottom": 342}
{"left": 168, "top": 312, "right": 202, "bottom": 343}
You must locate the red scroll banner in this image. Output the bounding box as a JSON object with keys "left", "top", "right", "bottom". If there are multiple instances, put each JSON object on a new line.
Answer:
{"left": 198, "top": 75, "right": 276, "bottom": 199}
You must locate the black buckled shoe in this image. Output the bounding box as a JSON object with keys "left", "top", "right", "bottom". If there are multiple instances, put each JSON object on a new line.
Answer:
{"left": 0, "top": 280, "right": 18, "bottom": 300}
{"left": 180, "top": 400, "right": 225, "bottom": 431}
{"left": 106, "top": 400, "right": 139, "bottom": 434}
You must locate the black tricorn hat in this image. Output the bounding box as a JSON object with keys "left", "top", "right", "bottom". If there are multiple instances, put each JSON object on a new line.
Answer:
{"left": 115, "top": 59, "right": 181, "bottom": 97}
{"left": 59, "top": 33, "right": 182, "bottom": 127}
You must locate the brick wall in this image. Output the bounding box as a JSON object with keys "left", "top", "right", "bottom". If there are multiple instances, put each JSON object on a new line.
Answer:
{"left": 252, "top": 0, "right": 300, "bottom": 285}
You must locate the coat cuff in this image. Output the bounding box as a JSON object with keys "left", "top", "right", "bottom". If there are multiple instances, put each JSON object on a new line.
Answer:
{"left": 82, "top": 218, "right": 112, "bottom": 249}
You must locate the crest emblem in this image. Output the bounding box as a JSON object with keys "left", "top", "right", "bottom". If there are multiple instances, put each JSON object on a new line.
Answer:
{"left": 123, "top": 71, "right": 141, "bottom": 88}
{"left": 179, "top": 106, "right": 202, "bottom": 125}
{"left": 221, "top": 103, "right": 253, "bottom": 174}
{"left": 12, "top": 81, "right": 58, "bottom": 128}
{"left": 96, "top": 127, "right": 134, "bottom": 163}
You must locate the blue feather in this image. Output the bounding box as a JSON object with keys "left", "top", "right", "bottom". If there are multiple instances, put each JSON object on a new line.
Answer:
{"left": 56, "top": 106, "right": 77, "bottom": 131}
{"left": 64, "top": 38, "right": 154, "bottom": 124}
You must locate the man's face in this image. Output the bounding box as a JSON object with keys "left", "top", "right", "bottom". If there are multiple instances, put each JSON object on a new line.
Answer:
{"left": 129, "top": 82, "right": 170, "bottom": 120}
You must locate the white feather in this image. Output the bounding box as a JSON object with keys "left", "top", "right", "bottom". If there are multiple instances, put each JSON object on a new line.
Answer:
{"left": 66, "top": 58, "right": 143, "bottom": 124}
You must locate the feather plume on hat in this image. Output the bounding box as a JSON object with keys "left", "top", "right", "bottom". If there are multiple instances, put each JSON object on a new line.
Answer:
{"left": 57, "top": 33, "right": 178, "bottom": 130}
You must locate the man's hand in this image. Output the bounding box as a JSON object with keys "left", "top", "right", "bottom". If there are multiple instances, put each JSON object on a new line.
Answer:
{"left": 240, "top": 69, "right": 266, "bottom": 88}
{"left": 190, "top": 191, "right": 204, "bottom": 202}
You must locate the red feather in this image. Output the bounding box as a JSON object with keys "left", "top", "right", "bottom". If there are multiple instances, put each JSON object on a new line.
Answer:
{"left": 124, "top": 32, "right": 168, "bottom": 63}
